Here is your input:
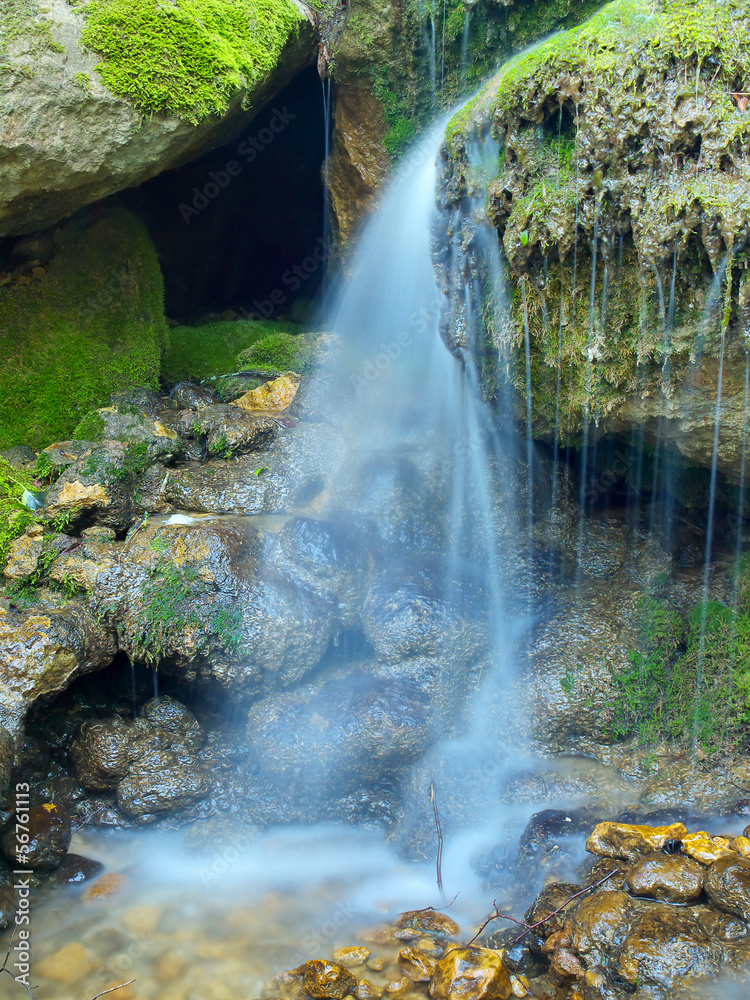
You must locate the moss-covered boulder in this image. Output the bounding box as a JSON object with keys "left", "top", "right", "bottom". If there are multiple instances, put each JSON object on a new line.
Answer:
{"left": 0, "top": 204, "right": 166, "bottom": 451}
{"left": 438, "top": 0, "right": 750, "bottom": 478}
{"left": 0, "top": 0, "right": 314, "bottom": 236}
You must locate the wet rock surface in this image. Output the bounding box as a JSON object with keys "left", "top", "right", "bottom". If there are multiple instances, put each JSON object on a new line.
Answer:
{"left": 0, "top": 802, "right": 71, "bottom": 871}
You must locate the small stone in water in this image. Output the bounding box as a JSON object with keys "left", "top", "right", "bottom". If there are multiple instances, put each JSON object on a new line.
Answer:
{"left": 356, "top": 980, "right": 384, "bottom": 1000}
{"left": 429, "top": 946, "right": 512, "bottom": 1000}
{"left": 398, "top": 946, "right": 436, "bottom": 981}
{"left": 396, "top": 911, "right": 461, "bottom": 938}
{"left": 35, "top": 941, "right": 97, "bottom": 982}
{"left": 366, "top": 957, "right": 386, "bottom": 972}
{"left": 48, "top": 853, "right": 103, "bottom": 886}
{"left": 300, "top": 960, "right": 358, "bottom": 999}
{"left": 384, "top": 978, "right": 410, "bottom": 996}
{"left": 82, "top": 871, "right": 127, "bottom": 902}
{"left": 333, "top": 947, "right": 371, "bottom": 967}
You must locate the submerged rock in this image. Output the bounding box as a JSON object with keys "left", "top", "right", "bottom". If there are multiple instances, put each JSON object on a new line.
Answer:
{"left": 625, "top": 853, "right": 705, "bottom": 904}
{"left": 0, "top": 802, "right": 71, "bottom": 871}
{"left": 429, "top": 946, "right": 512, "bottom": 1000}
{"left": 705, "top": 856, "right": 750, "bottom": 922}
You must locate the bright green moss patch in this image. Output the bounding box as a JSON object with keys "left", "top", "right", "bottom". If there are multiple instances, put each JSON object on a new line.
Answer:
{"left": 79, "top": 0, "right": 303, "bottom": 123}
{"left": 162, "top": 318, "right": 301, "bottom": 385}
{"left": 237, "top": 331, "right": 315, "bottom": 374}
{"left": 0, "top": 204, "right": 164, "bottom": 452}
{"left": 0, "top": 460, "right": 37, "bottom": 569}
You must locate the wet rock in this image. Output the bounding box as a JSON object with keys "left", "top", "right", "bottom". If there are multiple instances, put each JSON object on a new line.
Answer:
{"left": 518, "top": 808, "right": 608, "bottom": 866}
{"left": 0, "top": 446, "right": 36, "bottom": 471}
{"left": 398, "top": 947, "right": 436, "bottom": 981}
{"left": 0, "top": 802, "right": 71, "bottom": 871}
{"left": 625, "top": 853, "right": 705, "bottom": 904}
{"left": 192, "top": 405, "right": 278, "bottom": 456}
{"left": 362, "top": 562, "right": 487, "bottom": 668}
{"left": 616, "top": 906, "right": 721, "bottom": 989}
{"left": 231, "top": 372, "right": 301, "bottom": 412}
{"left": 0, "top": 601, "right": 116, "bottom": 764}
{"left": 44, "top": 441, "right": 137, "bottom": 532}
{"left": 138, "top": 696, "right": 204, "bottom": 751}
{"left": 35, "top": 941, "right": 98, "bottom": 982}
{"left": 568, "top": 890, "right": 631, "bottom": 967}
{"left": 429, "top": 946, "right": 512, "bottom": 1000}
{"left": 586, "top": 822, "right": 687, "bottom": 862}
{"left": 524, "top": 883, "right": 583, "bottom": 957}
{"left": 681, "top": 831, "right": 734, "bottom": 865}
{"left": 169, "top": 382, "right": 217, "bottom": 410}
{"left": 705, "top": 856, "right": 750, "bottom": 921}
{"left": 110, "top": 388, "right": 164, "bottom": 414}
{"left": 298, "top": 960, "right": 357, "bottom": 999}
{"left": 91, "top": 407, "right": 182, "bottom": 461}
{"left": 246, "top": 665, "right": 440, "bottom": 793}
{"left": 396, "top": 912, "right": 460, "bottom": 938}
{"left": 267, "top": 516, "right": 375, "bottom": 628}
{"left": 116, "top": 762, "right": 211, "bottom": 818}
{"left": 356, "top": 980, "right": 384, "bottom": 1000}
{"left": 71, "top": 718, "right": 138, "bottom": 791}
{"left": 49, "top": 853, "right": 105, "bottom": 886}
{"left": 333, "top": 947, "right": 370, "bottom": 967}
{"left": 642, "top": 760, "right": 750, "bottom": 813}
{"left": 0, "top": 883, "right": 18, "bottom": 930}
{"left": 518, "top": 594, "right": 641, "bottom": 748}
{"left": 3, "top": 525, "right": 44, "bottom": 582}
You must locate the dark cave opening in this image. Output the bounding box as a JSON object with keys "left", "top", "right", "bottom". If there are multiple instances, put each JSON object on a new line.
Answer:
{"left": 123, "top": 65, "right": 329, "bottom": 325}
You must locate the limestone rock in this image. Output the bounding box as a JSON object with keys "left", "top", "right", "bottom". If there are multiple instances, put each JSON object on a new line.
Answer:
{"left": 616, "top": 907, "right": 722, "bottom": 989}
{"left": 0, "top": 802, "right": 71, "bottom": 871}
{"left": 586, "top": 822, "right": 688, "bottom": 862}
{"left": 298, "top": 960, "right": 357, "bottom": 1000}
{"left": 705, "top": 856, "right": 750, "bottom": 921}
{"left": 396, "top": 912, "right": 461, "bottom": 938}
{"left": 231, "top": 372, "right": 301, "bottom": 412}
{"left": 429, "top": 946, "right": 512, "bottom": 1000}
{"left": 3, "top": 526, "right": 44, "bottom": 581}
{"left": 625, "top": 853, "right": 705, "bottom": 904}
{"left": 0, "top": 0, "right": 316, "bottom": 237}
{"left": 681, "top": 831, "right": 735, "bottom": 865}
{"left": 192, "top": 405, "right": 278, "bottom": 456}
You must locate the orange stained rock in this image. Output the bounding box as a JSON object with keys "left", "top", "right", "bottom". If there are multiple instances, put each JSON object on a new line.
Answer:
{"left": 429, "top": 946, "right": 512, "bottom": 1000}
{"left": 732, "top": 836, "right": 750, "bottom": 858}
{"left": 681, "top": 831, "right": 734, "bottom": 865}
{"left": 230, "top": 372, "right": 301, "bottom": 412}
{"left": 356, "top": 980, "right": 384, "bottom": 1000}
{"left": 82, "top": 871, "right": 127, "bottom": 902}
{"left": 334, "top": 946, "right": 371, "bottom": 967}
{"left": 396, "top": 910, "right": 461, "bottom": 937}
{"left": 586, "top": 822, "right": 687, "bottom": 861}
{"left": 398, "top": 946, "right": 437, "bottom": 981}
{"left": 35, "top": 942, "right": 97, "bottom": 982}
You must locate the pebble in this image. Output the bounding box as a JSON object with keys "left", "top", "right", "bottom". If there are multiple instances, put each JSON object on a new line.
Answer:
{"left": 36, "top": 942, "right": 97, "bottom": 982}
{"left": 585, "top": 822, "right": 687, "bottom": 862}
{"left": 334, "top": 946, "right": 371, "bottom": 967}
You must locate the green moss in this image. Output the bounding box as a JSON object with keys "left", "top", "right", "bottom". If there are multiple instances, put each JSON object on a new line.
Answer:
{"left": 237, "top": 331, "right": 314, "bottom": 374}
{"left": 72, "top": 411, "right": 106, "bottom": 442}
{"left": 0, "top": 204, "right": 165, "bottom": 452}
{"left": 79, "top": 0, "right": 303, "bottom": 123}
{"left": 0, "top": 460, "right": 37, "bottom": 569}
{"left": 0, "top": 0, "right": 64, "bottom": 77}
{"left": 162, "top": 318, "right": 300, "bottom": 385}
{"left": 131, "top": 564, "right": 205, "bottom": 664}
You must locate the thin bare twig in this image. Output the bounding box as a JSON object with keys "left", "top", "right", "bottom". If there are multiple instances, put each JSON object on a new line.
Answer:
{"left": 466, "top": 870, "right": 616, "bottom": 948}
{"left": 410, "top": 892, "right": 460, "bottom": 915}
{"left": 87, "top": 981, "right": 135, "bottom": 1000}
{"left": 511, "top": 870, "right": 616, "bottom": 945}
{"left": 428, "top": 773, "right": 444, "bottom": 896}
{"left": 0, "top": 925, "right": 36, "bottom": 997}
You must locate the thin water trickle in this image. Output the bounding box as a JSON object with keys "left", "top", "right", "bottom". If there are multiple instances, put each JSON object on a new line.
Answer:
{"left": 460, "top": 8, "right": 471, "bottom": 86}
{"left": 321, "top": 77, "right": 332, "bottom": 300}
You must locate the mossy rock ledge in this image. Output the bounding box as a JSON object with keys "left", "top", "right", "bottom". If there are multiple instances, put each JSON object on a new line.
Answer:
{"left": 437, "top": 0, "right": 750, "bottom": 480}
{"left": 0, "top": 0, "right": 315, "bottom": 236}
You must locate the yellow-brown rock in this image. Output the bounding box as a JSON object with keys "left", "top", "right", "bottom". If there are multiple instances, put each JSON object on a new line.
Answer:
{"left": 3, "top": 527, "right": 43, "bottom": 581}
{"left": 45, "top": 480, "right": 110, "bottom": 517}
{"left": 570, "top": 891, "right": 630, "bottom": 959}
{"left": 509, "top": 976, "right": 529, "bottom": 999}
{"left": 625, "top": 853, "right": 705, "bottom": 904}
{"left": 396, "top": 911, "right": 461, "bottom": 938}
{"left": 586, "top": 822, "right": 687, "bottom": 862}
{"left": 384, "top": 978, "right": 410, "bottom": 997}
{"left": 333, "top": 947, "right": 371, "bottom": 967}
{"left": 398, "top": 946, "right": 436, "bottom": 981}
{"left": 732, "top": 836, "right": 750, "bottom": 858}
{"left": 300, "top": 960, "right": 358, "bottom": 999}
{"left": 681, "top": 832, "right": 734, "bottom": 865}
{"left": 82, "top": 871, "right": 127, "bottom": 902}
{"left": 429, "top": 946, "right": 512, "bottom": 1000}
{"left": 356, "top": 980, "right": 384, "bottom": 1000}
{"left": 36, "top": 942, "right": 97, "bottom": 982}
{"left": 230, "top": 372, "right": 301, "bottom": 412}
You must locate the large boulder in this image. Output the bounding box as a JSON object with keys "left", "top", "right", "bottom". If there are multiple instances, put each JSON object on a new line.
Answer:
{"left": 0, "top": 0, "right": 315, "bottom": 237}
{"left": 0, "top": 599, "right": 117, "bottom": 786}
